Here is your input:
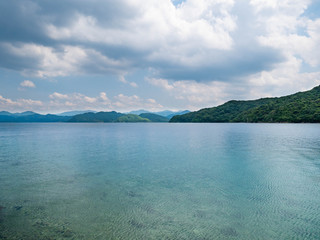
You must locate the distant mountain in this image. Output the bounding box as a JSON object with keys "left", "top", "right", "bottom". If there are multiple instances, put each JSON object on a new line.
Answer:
{"left": 128, "top": 109, "right": 190, "bottom": 118}
{"left": 170, "top": 85, "right": 320, "bottom": 123}
{"left": 0, "top": 110, "right": 168, "bottom": 123}
{"left": 139, "top": 113, "right": 169, "bottom": 122}
{"left": 0, "top": 111, "right": 36, "bottom": 117}
{"left": 0, "top": 112, "right": 71, "bottom": 122}
{"left": 69, "top": 111, "right": 124, "bottom": 122}
{"left": 166, "top": 110, "right": 190, "bottom": 119}
{"left": 128, "top": 109, "right": 150, "bottom": 115}
{"left": 17, "top": 114, "right": 71, "bottom": 122}
{"left": 13, "top": 111, "right": 36, "bottom": 117}
{"left": 154, "top": 110, "right": 190, "bottom": 117}
{"left": 0, "top": 111, "right": 12, "bottom": 116}
{"left": 68, "top": 111, "right": 171, "bottom": 122}
{"left": 0, "top": 110, "right": 189, "bottom": 123}
{"left": 118, "top": 114, "right": 150, "bottom": 122}
{"left": 152, "top": 110, "right": 174, "bottom": 117}
{"left": 0, "top": 114, "right": 15, "bottom": 122}
{"left": 58, "top": 110, "right": 96, "bottom": 116}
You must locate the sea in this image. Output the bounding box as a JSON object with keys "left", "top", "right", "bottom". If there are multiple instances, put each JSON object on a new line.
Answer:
{"left": 0, "top": 123, "right": 320, "bottom": 239}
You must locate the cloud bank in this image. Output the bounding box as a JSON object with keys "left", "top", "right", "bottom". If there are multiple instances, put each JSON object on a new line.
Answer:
{"left": 0, "top": 0, "right": 320, "bottom": 111}
{"left": 0, "top": 0, "right": 289, "bottom": 81}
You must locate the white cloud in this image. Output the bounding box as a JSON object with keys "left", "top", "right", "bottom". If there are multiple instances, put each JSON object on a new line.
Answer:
{"left": 49, "top": 92, "right": 69, "bottom": 100}
{"left": 46, "top": 1, "right": 235, "bottom": 52}
{"left": 146, "top": 77, "right": 231, "bottom": 109}
{"left": 251, "top": 0, "right": 314, "bottom": 64}
{"left": 244, "top": 0, "right": 320, "bottom": 97}
{"left": 1, "top": 42, "right": 128, "bottom": 78}
{"left": 49, "top": 92, "right": 100, "bottom": 109}
{"left": 118, "top": 75, "right": 138, "bottom": 88}
{"left": 31, "top": 0, "right": 283, "bottom": 82}
{"left": 20, "top": 80, "right": 35, "bottom": 88}
{"left": 48, "top": 92, "right": 162, "bottom": 112}
{"left": 147, "top": 66, "right": 320, "bottom": 110}
{"left": 129, "top": 82, "right": 138, "bottom": 88}
{"left": 246, "top": 55, "right": 320, "bottom": 98}
{"left": 146, "top": 78, "right": 174, "bottom": 90}
{"left": 0, "top": 0, "right": 306, "bottom": 82}
{"left": 119, "top": 75, "right": 127, "bottom": 84}
{"left": 0, "top": 95, "right": 43, "bottom": 111}
{"left": 300, "top": 19, "right": 320, "bottom": 66}
{"left": 99, "top": 92, "right": 110, "bottom": 102}
{"left": 113, "top": 93, "right": 163, "bottom": 111}
{"left": 2, "top": 0, "right": 241, "bottom": 81}
{"left": 0, "top": 90, "right": 162, "bottom": 112}
{"left": 84, "top": 96, "right": 97, "bottom": 103}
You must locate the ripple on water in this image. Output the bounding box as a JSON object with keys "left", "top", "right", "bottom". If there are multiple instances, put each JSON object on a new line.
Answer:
{"left": 1, "top": 123, "right": 320, "bottom": 239}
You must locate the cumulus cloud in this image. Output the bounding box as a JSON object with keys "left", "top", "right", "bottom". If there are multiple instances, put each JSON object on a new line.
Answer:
{"left": 146, "top": 78, "right": 174, "bottom": 91}
{"left": 48, "top": 92, "right": 162, "bottom": 112}
{"left": 20, "top": 80, "right": 35, "bottom": 88}
{"left": 146, "top": 69, "right": 320, "bottom": 110}
{"left": 241, "top": 0, "right": 320, "bottom": 96}
{"left": 0, "top": 0, "right": 287, "bottom": 82}
{"left": 45, "top": 1, "right": 235, "bottom": 51}
{"left": 113, "top": 94, "right": 163, "bottom": 110}
{"left": 118, "top": 75, "right": 138, "bottom": 88}
{"left": 144, "top": 0, "right": 320, "bottom": 108}
{"left": 146, "top": 77, "right": 231, "bottom": 109}
{"left": 49, "top": 92, "right": 69, "bottom": 100}
{"left": 246, "top": 55, "right": 320, "bottom": 98}
{"left": 49, "top": 92, "right": 105, "bottom": 108}
{"left": 0, "top": 42, "right": 128, "bottom": 77}
{"left": 0, "top": 95, "right": 43, "bottom": 111}
{"left": 0, "top": 90, "right": 164, "bottom": 112}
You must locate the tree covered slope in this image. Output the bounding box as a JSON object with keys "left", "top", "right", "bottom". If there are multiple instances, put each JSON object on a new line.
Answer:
{"left": 68, "top": 111, "right": 166, "bottom": 122}
{"left": 139, "top": 113, "right": 169, "bottom": 122}
{"left": 0, "top": 112, "right": 71, "bottom": 122}
{"left": 170, "top": 85, "right": 320, "bottom": 123}
{"left": 69, "top": 111, "right": 125, "bottom": 122}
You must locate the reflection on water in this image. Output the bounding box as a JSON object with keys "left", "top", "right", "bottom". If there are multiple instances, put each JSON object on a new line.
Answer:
{"left": 0, "top": 123, "right": 320, "bottom": 239}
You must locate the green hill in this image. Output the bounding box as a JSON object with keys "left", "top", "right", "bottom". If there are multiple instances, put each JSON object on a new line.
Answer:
{"left": 139, "top": 113, "right": 169, "bottom": 122}
{"left": 0, "top": 111, "right": 176, "bottom": 123}
{"left": 69, "top": 111, "right": 159, "bottom": 122}
{"left": 0, "top": 112, "right": 71, "bottom": 122}
{"left": 117, "top": 114, "right": 150, "bottom": 122}
{"left": 69, "top": 111, "right": 124, "bottom": 122}
{"left": 170, "top": 85, "right": 320, "bottom": 123}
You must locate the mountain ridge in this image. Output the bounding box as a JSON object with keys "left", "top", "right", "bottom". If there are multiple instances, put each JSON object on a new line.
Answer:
{"left": 68, "top": 111, "right": 168, "bottom": 122}
{"left": 0, "top": 110, "right": 185, "bottom": 122}
{"left": 58, "top": 110, "right": 97, "bottom": 116}
{"left": 170, "top": 85, "right": 320, "bottom": 123}
{"left": 128, "top": 109, "right": 190, "bottom": 118}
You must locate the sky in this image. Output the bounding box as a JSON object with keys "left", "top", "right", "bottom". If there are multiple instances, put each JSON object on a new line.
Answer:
{"left": 1, "top": 0, "right": 320, "bottom": 113}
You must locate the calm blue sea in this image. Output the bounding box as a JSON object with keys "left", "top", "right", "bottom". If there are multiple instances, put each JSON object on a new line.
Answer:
{"left": 0, "top": 123, "right": 320, "bottom": 239}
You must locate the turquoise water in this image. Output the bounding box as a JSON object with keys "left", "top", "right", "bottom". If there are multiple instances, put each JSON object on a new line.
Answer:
{"left": 0, "top": 123, "right": 320, "bottom": 239}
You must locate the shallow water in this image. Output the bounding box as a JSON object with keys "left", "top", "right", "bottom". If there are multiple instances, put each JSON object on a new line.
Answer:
{"left": 0, "top": 123, "right": 320, "bottom": 239}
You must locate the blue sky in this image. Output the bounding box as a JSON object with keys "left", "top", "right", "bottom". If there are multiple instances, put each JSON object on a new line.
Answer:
{"left": 1, "top": 0, "right": 320, "bottom": 113}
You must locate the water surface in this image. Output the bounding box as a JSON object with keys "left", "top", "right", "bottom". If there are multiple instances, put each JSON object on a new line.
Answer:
{"left": 0, "top": 123, "right": 320, "bottom": 239}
